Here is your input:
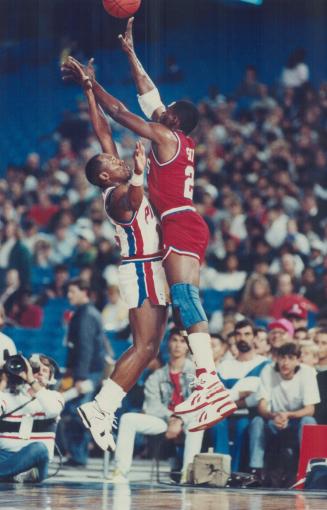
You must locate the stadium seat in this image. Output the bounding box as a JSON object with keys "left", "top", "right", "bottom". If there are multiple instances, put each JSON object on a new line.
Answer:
{"left": 296, "top": 424, "right": 327, "bottom": 489}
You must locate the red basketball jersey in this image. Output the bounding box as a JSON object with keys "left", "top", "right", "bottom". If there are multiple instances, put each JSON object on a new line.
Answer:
{"left": 147, "top": 131, "right": 196, "bottom": 219}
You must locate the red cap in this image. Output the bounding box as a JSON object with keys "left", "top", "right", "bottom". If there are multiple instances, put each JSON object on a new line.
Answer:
{"left": 268, "top": 318, "right": 294, "bottom": 336}
{"left": 284, "top": 303, "right": 307, "bottom": 320}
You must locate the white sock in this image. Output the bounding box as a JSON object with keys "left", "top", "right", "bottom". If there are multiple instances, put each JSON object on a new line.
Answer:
{"left": 95, "top": 378, "right": 126, "bottom": 414}
{"left": 188, "top": 332, "right": 217, "bottom": 375}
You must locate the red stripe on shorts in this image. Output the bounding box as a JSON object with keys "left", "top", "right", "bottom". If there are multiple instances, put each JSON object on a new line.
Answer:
{"left": 144, "top": 262, "right": 159, "bottom": 305}
{"left": 131, "top": 220, "right": 144, "bottom": 255}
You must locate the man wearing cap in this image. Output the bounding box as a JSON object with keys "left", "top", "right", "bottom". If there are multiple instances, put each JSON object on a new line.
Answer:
{"left": 283, "top": 303, "right": 308, "bottom": 330}
{"left": 268, "top": 318, "right": 294, "bottom": 361}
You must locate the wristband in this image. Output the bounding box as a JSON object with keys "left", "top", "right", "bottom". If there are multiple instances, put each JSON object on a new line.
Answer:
{"left": 29, "top": 379, "right": 38, "bottom": 387}
{"left": 83, "top": 77, "right": 93, "bottom": 89}
{"left": 137, "top": 88, "right": 165, "bottom": 119}
{"left": 129, "top": 173, "right": 144, "bottom": 187}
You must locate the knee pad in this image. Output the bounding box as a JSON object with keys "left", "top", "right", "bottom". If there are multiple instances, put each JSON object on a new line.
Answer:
{"left": 170, "top": 283, "right": 207, "bottom": 329}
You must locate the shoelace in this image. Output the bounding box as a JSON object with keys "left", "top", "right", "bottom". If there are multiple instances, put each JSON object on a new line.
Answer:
{"left": 188, "top": 374, "right": 206, "bottom": 391}
{"left": 188, "top": 373, "right": 224, "bottom": 393}
{"left": 94, "top": 402, "right": 118, "bottom": 431}
{"left": 111, "top": 415, "right": 118, "bottom": 430}
{"left": 104, "top": 412, "right": 118, "bottom": 431}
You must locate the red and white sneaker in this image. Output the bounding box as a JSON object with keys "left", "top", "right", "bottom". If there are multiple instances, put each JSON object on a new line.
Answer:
{"left": 188, "top": 397, "right": 237, "bottom": 432}
{"left": 174, "top": 372, "right": 230, "bottom": 415}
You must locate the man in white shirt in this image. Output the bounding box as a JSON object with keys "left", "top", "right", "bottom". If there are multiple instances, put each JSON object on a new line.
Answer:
{"left": 0, "top": 354, "right": 64, "bottom": 482}
{"left": 0, "top": 305, "right": 16, "bottom": 369}
{"left": 111, "top": 330, "right": 203, "bottom": 484}
{"left": 249, "top": 342, "right": 320, "bottom": 476}
{"left": 211, "top": 319, "right": 270, "bottom": 471}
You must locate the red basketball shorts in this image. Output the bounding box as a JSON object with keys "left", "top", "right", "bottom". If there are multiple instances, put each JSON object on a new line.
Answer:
{"left": 161, "top": 211, "right": 210, "bottom": 264}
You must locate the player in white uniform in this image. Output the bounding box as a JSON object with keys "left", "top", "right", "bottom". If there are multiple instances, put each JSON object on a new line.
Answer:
{"left": 102, "top": 187, "right": 166, "bottom": 310}
{"left": 63, "top": 60, "right": 168, "bottom": 452}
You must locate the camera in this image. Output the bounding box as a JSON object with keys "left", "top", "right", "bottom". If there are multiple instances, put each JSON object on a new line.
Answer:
{"left": 2, "top": 352, "right": 41, "bottom": 385}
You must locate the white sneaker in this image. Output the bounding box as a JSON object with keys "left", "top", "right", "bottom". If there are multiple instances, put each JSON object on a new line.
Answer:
{"left": 179, "top": 470, "right": 188, "bottom": 485}
{"left": 188, "top": 397, "right": 237, "bottom": 432}
{"left": 14, "top": 468, "right": 39, "bottom": 483}
{"left": 110, "top": 469, "right": 129, "bottom": 484}
{"left": 78, "top": 401, "right": 117, "bottom": 451}
{"left": 174, "top": 373, "right": 230, "bottom": 415}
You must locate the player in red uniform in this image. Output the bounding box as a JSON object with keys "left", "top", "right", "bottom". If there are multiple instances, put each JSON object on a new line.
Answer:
{"left": 62, "top": 29, "right": 236, "bottom": 431}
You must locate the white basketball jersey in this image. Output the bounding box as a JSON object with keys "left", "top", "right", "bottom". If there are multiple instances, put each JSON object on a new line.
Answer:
{"left": 102, "top": 186, "right": 162, "bottom": 259}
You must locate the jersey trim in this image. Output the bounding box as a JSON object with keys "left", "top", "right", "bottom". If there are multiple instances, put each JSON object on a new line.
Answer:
{"left": 161, "top": 206, "right": 196, "bottom": 220}
{"left": 162, "top": 246, "right": 200, "bottom": 262}
{"left": 121, "top": 252, "right": 162, "bottom": 264}
{"left": 150, "top": 131, "right": 181, "bottom": 167}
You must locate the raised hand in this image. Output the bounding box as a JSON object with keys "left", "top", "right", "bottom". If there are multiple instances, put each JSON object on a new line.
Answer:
{"left": 118, "top": 17, "right": 135, "bottom": 54}
{"left": 133, "top": 140, "right": 146, "bottom": 175}
{"left": 61, "top": 56, "right": 95, "bottom": 88}
{"left": 17, "top": 357, "right": 34, "bottom": 384}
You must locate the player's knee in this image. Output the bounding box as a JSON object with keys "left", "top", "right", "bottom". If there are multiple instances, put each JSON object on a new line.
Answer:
{"left": 170, "top": 283, "right": 207, "bottom": 329}
{"left": 134, "top": 336, "right": 158, "bottom": 363}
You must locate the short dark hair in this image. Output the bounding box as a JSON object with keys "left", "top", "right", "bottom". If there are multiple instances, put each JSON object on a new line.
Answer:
{"left": 68, "top": 277, "right": 90, "bottom": 295}
{"left": 235, "top": 319, "right": 255, "bottom": 334}
{"left": 211, "top": 333, "right": 227, "bottom": 344}
{"left": 277, "top": 342, "right": 299, "bottom": 358}
{"left": 254, "top": 327, "right": 267, "bottom": 335}
{"left": 169, "top": 326, "right": 185, "bottom": 339}
{"left": 54, "top": 264, "right": 68, "bottom": 274}
{"left": 85, "top": 154, "right": 105, "bottom": 186}
{"left": 171, "top": 100, "right": 199, "bottom": 135}
{"left": 294, "top": 327, "right": 308, "bottom": 334}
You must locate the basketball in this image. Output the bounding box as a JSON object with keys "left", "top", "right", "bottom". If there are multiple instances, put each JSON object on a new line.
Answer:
{"left": 102, "top": 0, "right": 141, "bottom": 19}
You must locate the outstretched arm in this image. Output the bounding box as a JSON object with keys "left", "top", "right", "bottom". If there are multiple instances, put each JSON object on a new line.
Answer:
{"left": 119, "top": 18, "right": 155, "bottom": 95}
{"left": 119, "top": 18, "right": 165, "bottom": 121}
{"left": 91, "top": 79, "right": 169, "bottom": 142}
{"left": 62, "top": 56, "right": 173, "bottom": 143}
{"left": 85, "top": 87, "right": 119, "bottom": 157}
{"left": 61, "top": 57, "right": 119, "bottom": 157}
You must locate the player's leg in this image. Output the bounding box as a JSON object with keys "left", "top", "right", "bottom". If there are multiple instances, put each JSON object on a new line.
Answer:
{"left": 108, "top": 301, "right": 168, "bottom": 392}
{"left": 78, "top": 301, "right": 167, "bottom": 451}
{"left": 164, "top": 252, "right": 236, "bottom": 427}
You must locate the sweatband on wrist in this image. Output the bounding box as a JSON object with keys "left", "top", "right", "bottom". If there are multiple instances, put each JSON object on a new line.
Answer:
{"left": 129, "top": 173, "right": 144, "bottom": 187}
{"left": 137, "top": 88, "right": 165, "bottom": 119}
{"left": 83, "top": 77, "right": 93, "bottom": 89}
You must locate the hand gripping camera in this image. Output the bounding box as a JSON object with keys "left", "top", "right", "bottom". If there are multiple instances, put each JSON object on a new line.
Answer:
{"left": 3, "top": 351, "right": 58, "bottom": 386}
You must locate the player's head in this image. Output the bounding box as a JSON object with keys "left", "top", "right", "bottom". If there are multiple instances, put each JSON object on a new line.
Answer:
{"left": 160, "top": 100, "right": 199, "bottom": 135}
{"left": 85, "top": 153, "right": 132, "bottom": 188}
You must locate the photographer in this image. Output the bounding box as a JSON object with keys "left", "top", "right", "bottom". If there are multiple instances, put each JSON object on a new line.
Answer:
{"left": 0, "top": 353, "right": 64, "bottom": 482}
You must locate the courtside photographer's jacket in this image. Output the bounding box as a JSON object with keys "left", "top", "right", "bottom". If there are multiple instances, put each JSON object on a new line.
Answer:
{"left": 0, "top": 386, "right": 64, "bottom": 459}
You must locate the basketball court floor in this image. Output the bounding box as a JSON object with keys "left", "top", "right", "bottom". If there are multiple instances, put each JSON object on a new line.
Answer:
{"left": 0, "top": 459, "right": 325, "bottom": 510}
{"left": 0, "top": 481, "right": 326, "bottom": 510}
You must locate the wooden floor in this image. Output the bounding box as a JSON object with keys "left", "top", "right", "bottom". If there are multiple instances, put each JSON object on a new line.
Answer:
{"left": 0, "top": 481, "right": 326, "bottom": 510}
{"left": 0, "top": 459, "right": 325, "bottom": 509}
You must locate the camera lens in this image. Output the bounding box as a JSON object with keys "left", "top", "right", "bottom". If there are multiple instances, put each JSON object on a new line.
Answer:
{"left": 5, "top": 355, "right": 27, "bottom": 375}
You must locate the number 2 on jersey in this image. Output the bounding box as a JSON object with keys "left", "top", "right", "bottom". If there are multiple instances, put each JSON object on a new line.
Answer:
{"left": 184, "top": 165, "right": 194, "bottom": 199}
